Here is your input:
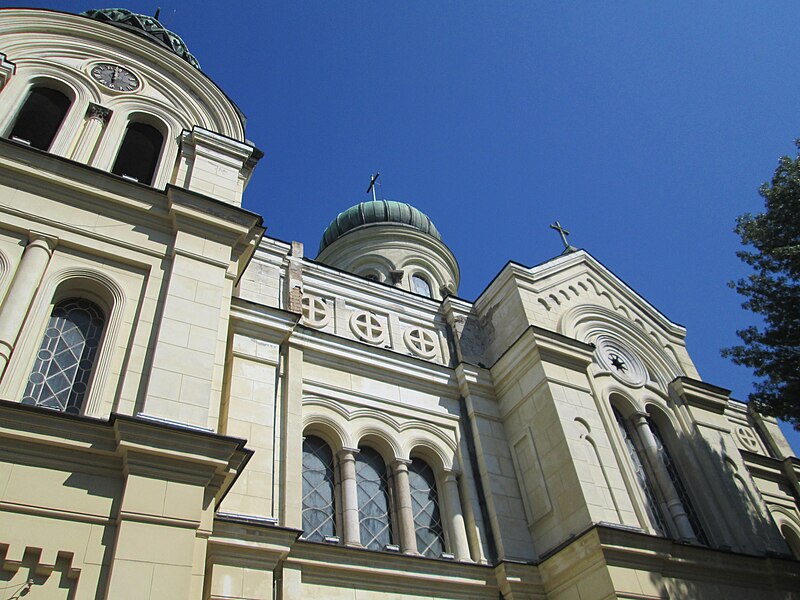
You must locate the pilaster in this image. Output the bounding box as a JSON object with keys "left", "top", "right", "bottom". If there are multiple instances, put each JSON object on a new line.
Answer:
{"left": 0, "top": 232, "right": 56, "bottom": 379}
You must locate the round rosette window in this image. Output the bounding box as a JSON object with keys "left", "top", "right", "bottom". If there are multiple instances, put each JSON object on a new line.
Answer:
{"left": 594, "top": 336, "right": 647, "bottom": 387}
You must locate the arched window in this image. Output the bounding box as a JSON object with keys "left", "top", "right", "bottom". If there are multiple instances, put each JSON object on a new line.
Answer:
{"left": 648, "top": 418, "right": 709, "bottom": 545}
{"left": 408, "top": 458, "right": 445, "bottom": 557}
{"left": 302, "top": 435, "right": 337, "bottom": 541}
{"left": 613, "top": 409, "right": 667, "bottom": 535}
{"left": 22, "top": 298, "right": 105, "bottom": 414}
{"left": 781, "top": 524, "right": 800, "bottom": 559}
{"left": 412, "top": 274, "right": 432, "bottom": 298}
{"left": 111, "top": 121, "right": 164, "bottom": 184}
{"left": 356, "top": 446, "right": 393, "bottom": 550}
{"left": 8, "top": 87, "right": 71, "bottom": 150}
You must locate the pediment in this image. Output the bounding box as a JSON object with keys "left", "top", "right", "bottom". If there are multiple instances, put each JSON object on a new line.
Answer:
{"left": 477, "top": 250, "right": 699, "bottom": 384}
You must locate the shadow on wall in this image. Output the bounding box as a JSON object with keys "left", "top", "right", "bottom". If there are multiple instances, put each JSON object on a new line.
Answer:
{"left": 0, "top": 548, "right": 77, "bottom": 600}
{"left": 642, "top": 428, "right": 799, "bottom": 598}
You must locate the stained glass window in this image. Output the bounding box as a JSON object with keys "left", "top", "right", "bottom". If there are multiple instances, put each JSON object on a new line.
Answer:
{"left": 356, "top": 446, "right": 393, "bottom": 550}
{"left": 614, "top": 409, "right": 667, "bottom": 535}
{"left": 22, "top": 298, "right": 105, "bottom": 414}
{"left": 302, "top": 435, "right": 336, "bottom": 541}
{"left": 408, "top": 458, "right": 445, "bottom": 557}
{"left": 649, "top": 418, "right": 709, "bottom": 545}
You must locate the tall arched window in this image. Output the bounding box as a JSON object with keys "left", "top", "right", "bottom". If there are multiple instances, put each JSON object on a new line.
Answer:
{"left": 613, "top": 409, "right": 667, "bottom": 535}
{"left": 22, "top": 298, "right": 105, "bottom": 414}
{"left": 356, "top": 446, "right": 393, "bottom": 550}
{"left": 408, "top": 457, "right": 445, "bottom": 557}
{"left": 648, "top": 418, "right": 709, "bottom": 544}
{"left": 111, "top": 122, "right": 164, "bottom": 185}
{"left": 302, "top": 435, "right": 337, "bottom": 541}
{"left": 8, "top": 87, "right": 71, "bottom": 150}
{"left": 412, "top": 274, "right": 432, "bottom": 298}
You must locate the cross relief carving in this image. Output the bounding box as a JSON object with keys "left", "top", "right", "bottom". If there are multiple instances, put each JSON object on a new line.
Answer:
{"left": 301, "top": 295, "right": 331, "bottom": 329}
{"left": 735, "top": 425, "right": 761, "bottom": 452}
{"left": 349, "top": 310, "right": 385, "bottom": 344}
{"left": 403, "top": 326, "right": 437, "bottom": 359}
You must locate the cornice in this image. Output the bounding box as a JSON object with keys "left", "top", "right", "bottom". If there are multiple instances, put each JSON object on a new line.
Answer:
{"left": 669, "top": 376, "right": 731, "bottom": 415}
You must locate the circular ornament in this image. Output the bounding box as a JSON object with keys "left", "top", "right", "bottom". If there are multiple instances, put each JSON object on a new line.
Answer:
{"left": 91, "top": 63, "right": 140, "bottom": 92}
{"left": 735, "top": 425, "right": 761, "bottom": 452}
{"left": 301, "top": 295, "right": 331, "bottom": 329}
{"left": 403, "top": 326, "right": 437, "bottom": 359}
{"left": 595, "top": 336, "right": 647, "bottom": 387}
{"left": 349, "top": 310, "right": 385, "bottom": 344}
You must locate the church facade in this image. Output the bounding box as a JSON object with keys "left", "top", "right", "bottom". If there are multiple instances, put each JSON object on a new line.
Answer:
{"left": 0, "top": 7, "right": 798, "bottom": 599}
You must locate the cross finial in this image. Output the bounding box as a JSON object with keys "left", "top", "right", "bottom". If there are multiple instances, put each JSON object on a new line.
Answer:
{"left": 550, "top": 221, "right": 577, "bottom": 254}
{"left": 366, "top": 172, "right": 381, "bottom": 202}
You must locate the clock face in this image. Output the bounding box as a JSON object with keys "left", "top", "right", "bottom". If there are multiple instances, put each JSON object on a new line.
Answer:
{"left": 91, "top": 63, "right": 140, "bottom": 92}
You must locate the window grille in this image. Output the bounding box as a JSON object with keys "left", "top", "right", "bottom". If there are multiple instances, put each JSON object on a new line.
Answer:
{"left": 614, "top": 409, "right": 667, "bottom": 535}
{"left": 649, "top": 418, "right": 709, "bottom": 545}
{"left": 302, "top": 436, "right": 337, "bottom": 541}
{"left": 356, "top": 446, "right": 393, "bottom": 550}
{"left": 408, "top": 458, "right": 445, "bottom": 557}
{"left": 22, "top": 298, "right": 105, "bottom": 414}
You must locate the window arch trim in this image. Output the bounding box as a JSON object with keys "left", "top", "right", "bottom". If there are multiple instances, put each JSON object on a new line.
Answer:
{"left": 0, "top": 63, "right": 104, "bottom": 158}
{"left": 7, "top": 267, "right": 126, "bottom": 418}
{"left": 111, "top": 117, "right": 166, "bottom": 186}
{"left": 92, "top": 106, "right": 177, "bottom": 189}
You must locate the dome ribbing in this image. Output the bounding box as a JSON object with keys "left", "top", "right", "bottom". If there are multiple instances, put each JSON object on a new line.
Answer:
{"left": 81, "top": 8, "right": 200, "bottom": 69}
{"left": 319, "top": 200, "right": 441, "bottom": 254}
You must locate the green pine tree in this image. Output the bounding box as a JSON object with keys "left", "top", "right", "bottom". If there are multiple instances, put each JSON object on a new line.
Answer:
{"left": 723, "top": 142, "right": 800, "bottom": 428}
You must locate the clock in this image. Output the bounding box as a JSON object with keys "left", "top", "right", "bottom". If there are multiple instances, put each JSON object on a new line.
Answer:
{"left": 91, "top": 63, "right": 140, "bottom": 92}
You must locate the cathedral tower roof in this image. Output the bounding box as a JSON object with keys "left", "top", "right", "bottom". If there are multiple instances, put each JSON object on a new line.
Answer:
{"left": 81, "top": 8, "right": 200, "bottom": 69}
{"left": 319, "top": 200, "right": 441, "bottom": 254}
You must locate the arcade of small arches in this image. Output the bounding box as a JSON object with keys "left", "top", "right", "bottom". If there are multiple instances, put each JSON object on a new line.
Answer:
{"left": 300, "top": 416, "right": 473, "bottom": 562}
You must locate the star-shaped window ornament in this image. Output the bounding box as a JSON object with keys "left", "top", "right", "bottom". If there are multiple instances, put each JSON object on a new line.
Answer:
{"left": 608, "top": 352, "right": 627, "bottom": 372}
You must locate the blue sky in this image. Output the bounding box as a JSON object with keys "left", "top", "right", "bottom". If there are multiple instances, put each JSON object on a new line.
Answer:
{"left": 17, "top": 2, "right": 800, "bottom": 452}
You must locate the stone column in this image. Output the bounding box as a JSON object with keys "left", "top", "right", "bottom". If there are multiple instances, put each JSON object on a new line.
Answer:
{"left": 392, "top": 459, "right": 418, "bottom": 555}
{"left": 631, "top": 414, "right": 697, "bottom": 542}
{"left": 442, "top": 471, "right": 471, "bottom": 561}
{"left": 71, "top": 103, "right": 111, "bottom": 164}
{"left": 0, "top": 233, "right": 56, "bottom": 379}
{"left": 338, "top": 448, "right": 361, "bottom": 547}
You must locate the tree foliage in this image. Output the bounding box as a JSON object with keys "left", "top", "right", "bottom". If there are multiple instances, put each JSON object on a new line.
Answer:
{"left": 723, "top": 142, "right": 800, "bottom": 428}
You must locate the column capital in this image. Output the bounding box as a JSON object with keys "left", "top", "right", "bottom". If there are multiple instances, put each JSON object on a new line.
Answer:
{"left": 27, "top": 232, "right": 58, "bottom": 253}
{"left": 86, "top": 102, "right": 112, "bottom": 123}
{"left": 392, "top": 458, "right": 412, "bottom": 470}
{"left": 337, "top": 447, "right": 359, "bottom": 461}
{"left": 442, "top": 468, "right": 462, "bottom": 482}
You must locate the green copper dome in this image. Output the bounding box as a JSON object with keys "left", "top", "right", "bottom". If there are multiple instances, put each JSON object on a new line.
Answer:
{"left": 81, "top": 8, "right": 200, "bottom": 69}
{"left": 319, "top": 200, "right": 442, "bottom": 254}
